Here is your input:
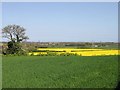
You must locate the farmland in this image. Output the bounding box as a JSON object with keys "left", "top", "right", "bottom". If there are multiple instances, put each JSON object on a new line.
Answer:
{"left": 2, "top": 42, "right": 119, "bottom": 88}
{"left": 29, "top": 48, "right": 120, "bottom": 56}
{"left": 2, "top": 2, "right": 119, "bottom": 89}
{"left": 2, "top": 55, "right": 118, "bottom": 88}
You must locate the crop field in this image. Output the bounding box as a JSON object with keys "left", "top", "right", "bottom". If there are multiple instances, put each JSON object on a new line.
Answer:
{"left": 2, "top": 55, "right": 118, "bottom": 88}
{"left": 29, "top": 48, "right": 120, "bottom": 56}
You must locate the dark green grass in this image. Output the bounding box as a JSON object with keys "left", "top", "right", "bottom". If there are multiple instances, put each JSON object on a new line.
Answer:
{"left": 2, "top": 56, "right": 118, "bottom": 88}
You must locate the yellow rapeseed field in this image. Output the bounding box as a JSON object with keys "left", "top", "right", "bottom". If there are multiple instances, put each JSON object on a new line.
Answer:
{"left": 29, "top": 48, "right": 120, "bottom": 56}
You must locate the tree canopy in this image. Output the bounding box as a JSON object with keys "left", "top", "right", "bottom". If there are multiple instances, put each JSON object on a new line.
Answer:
{"left": 2, "top": 25, "right": 29, "bottom": 55}
{"left": 2, "top": 25, "right": 29, "bottom": 42}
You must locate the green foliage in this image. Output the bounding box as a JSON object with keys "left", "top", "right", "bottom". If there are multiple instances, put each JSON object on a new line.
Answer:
{"left": 2, "top": 25, "right": 29, "bottom": 55}
{"left": 45, "top": 52, "right": 55, "bottom": 56}
{"left": 2, "top": 55, "right": 118, "bottom": 88}
{"left": 6, "top": 41, "right": 21, "bottom": 54}
{"left": 59, "top": 53, "right": 78, "bottom": 56}
{"left": 4, "top": 41, "right": 27, "bottom": 56}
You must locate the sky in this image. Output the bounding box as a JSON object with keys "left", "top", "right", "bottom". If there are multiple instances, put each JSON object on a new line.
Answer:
{"left": 2, "top": 2, "right": 118, "bottom": 42}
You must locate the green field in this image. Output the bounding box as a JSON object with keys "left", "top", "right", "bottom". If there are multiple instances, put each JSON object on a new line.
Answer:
{"left": 2, "top": 56, "right": 118, "bottom": 88}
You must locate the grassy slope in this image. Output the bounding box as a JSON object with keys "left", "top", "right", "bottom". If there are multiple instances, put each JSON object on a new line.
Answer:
{"left": 2, "top": 56, "right": 118, "bottom": 88}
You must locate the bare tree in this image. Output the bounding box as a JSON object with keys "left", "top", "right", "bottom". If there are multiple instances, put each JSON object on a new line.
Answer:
{"left": 2, "top": 25, "right": 29, "bottom": 55}
{"left": 2, "top": 25, "right": 29, "bottom": 42}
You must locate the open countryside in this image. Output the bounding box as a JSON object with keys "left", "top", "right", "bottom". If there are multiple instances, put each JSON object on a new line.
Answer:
{"left": 2, "top": 42, "right": 119, "bottom": 88}
{"left": 2, "top": 55, "right": 118, "bottom": 88}
{"left": 29, "top": 48, "right": 120, "bottom": 56}
{"left": 1, "top": 2, "right": 119, "bottom": 89}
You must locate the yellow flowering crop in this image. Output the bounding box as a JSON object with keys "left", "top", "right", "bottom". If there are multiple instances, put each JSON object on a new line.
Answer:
{"left": 29, "top": 48, "right": 120, "bottom": 56}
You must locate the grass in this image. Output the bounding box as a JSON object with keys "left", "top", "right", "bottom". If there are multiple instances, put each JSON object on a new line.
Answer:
{"left": 2, "top": 55, "right": 118, "bottom": 88}
{"left": 0, "top": 55, "right": 2, "bottom": 89}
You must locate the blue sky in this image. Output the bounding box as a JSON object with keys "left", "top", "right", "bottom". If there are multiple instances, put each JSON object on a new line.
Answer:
{"left": 2, "top": 2, "right": 118, "bottom": 42}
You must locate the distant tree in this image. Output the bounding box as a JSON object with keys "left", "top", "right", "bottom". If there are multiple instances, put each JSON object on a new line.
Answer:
{"left": 2, "top": 25, "right": 29, "bottom": 55}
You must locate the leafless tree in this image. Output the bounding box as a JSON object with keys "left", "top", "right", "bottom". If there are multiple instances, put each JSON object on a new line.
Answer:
{"left": 2, "top": 25, "right": 29, "bottom": 42}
